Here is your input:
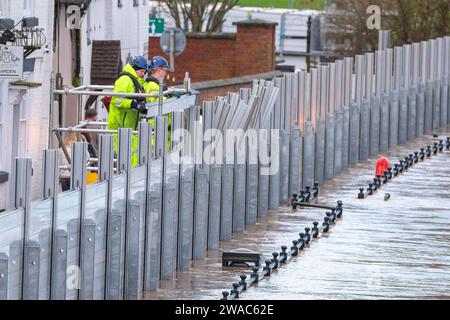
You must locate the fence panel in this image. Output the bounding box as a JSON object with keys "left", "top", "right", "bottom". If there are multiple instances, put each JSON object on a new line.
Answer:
{"left": 0, "top": 209, "right": 24, "bottom": 300}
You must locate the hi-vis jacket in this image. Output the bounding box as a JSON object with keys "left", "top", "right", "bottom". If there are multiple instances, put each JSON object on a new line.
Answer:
{"left": 108, "top": 64, "right": 145, "bottom": 166}
{"left": 108, "top": 63, "right": 145, "bottom": 132}
{"left": 144, "top": 76, "right": 172, "bottom": 143}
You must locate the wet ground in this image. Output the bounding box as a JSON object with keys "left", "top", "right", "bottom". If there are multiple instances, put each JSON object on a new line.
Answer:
{"left": 143, "top": 129, "right": 450, "bottom": 300}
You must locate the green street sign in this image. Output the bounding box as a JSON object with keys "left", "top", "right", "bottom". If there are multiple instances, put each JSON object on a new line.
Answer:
{"left": 149, "top": 18, "right": 165, "bottom": 36}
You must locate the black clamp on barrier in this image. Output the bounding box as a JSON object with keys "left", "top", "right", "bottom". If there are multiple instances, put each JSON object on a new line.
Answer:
{"left": 221, "top": 200, "right": 344, "bottom": 301}
{"left": 358, "top": 138, "right": 448, "bottom": 199}
{"left": 291, "top": 182, "right": 320, "bottom": 210}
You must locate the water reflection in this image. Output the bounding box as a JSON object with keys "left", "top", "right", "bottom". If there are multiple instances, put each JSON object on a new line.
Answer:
{"left": 144, "top": 130, "right": 450, "bottom": 300}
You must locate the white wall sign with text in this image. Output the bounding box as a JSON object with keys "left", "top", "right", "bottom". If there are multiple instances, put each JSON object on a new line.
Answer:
{"left": 0, "top": 45, "right": 24, "bottom": 79}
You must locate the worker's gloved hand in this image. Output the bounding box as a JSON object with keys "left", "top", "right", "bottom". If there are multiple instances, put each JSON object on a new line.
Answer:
{"left": 167, "top": 92, "right": 181, "bottom": 99}
{"left": 131, "top": 100, "right": 147, "bottom": 114}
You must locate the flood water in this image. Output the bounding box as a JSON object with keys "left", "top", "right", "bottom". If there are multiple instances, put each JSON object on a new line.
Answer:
{"left": 143, "top": 129, "right": 450, "bottom": 300}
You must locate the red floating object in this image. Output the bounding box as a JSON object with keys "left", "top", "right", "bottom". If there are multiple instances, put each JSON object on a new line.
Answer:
{"left": 375, "top": 156, "right": 390, "bottom": 177}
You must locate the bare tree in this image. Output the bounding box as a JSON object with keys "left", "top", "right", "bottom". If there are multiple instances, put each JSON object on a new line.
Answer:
{"left": 324, "top": 0, "right": 450, "bottom": 58}
{"left": 164, "top": 0, "right": 239, "bottom": 32}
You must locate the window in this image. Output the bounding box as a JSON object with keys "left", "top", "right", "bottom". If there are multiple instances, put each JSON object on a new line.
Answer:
{"left": 118, "top": 0, "right": 123, "bottom": 8}
{"left": 133, "top": 0, "right": 139, "bottom": 7}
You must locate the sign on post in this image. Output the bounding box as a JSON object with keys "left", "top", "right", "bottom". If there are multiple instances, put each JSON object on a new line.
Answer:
{"left": 0, "top": 45, "right": 24, "bottom": 79}
{"left": 149, "top": 18, "right": 165, "bottom": 37}
{"left": 160, "top": 27, "right": 187, "bottom": 72}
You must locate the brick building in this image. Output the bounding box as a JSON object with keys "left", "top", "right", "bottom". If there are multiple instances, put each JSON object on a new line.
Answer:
{"left": 148, "top": 19, "right": 279, "bottom": 102}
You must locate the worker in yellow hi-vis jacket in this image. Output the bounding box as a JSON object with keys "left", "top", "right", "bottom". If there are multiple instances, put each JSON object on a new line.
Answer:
{"left": 108, "top": 56, "right": 149, "bottom": 167}
{"left": 144, "top": 56, "right": 172, "bottom": 148}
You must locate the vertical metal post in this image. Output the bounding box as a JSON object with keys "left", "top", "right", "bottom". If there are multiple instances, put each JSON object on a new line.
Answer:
{"left": 296, "top": 72, "right": 305, "bottom": 190}
{"left": 161, "top": 113, "right": 179, "bottom": 279}
{"left": 124, "top": 201, "right": 140, "bottom": 300}
{"left": 193, "top": 165, "right": 209, "bottom": 259}
{"left": 106, "top": 128, "right": 131, "bottom": 300}
{"left": 70, "top": 142, "right": 88, "bottom": 191}
{"left": 168, "top": 112, "right": 182, "bottom": 273}
{"left": 342, "top": 57, "right": 352, "bottom": 169}
{"left": 51, "top": 229, "right": 68, "bottom": 300}
{"left": 398, "top": 45, "right": 410, "bottom": 144}
{"left": 98, "top": 134, "right": 113, "bottom": 299}
{"left": 135, "top": 121, "right": 151, "bottom": 296}
{"left": 417, "top": 41, "right": 428, "bottom": 135}
{"left": 105, "top": 212, "right": 122, "bottom": 300}
{"left": 403, "top": 45, "right": 413, "bottom": 141}
{"left": 155, "top": 116, "right": 167, "bottom": 160}
{"left": 325, "top": 63, "right": 335, "bottom": 180}
{"left": 178, "top": 108, "right": 195, "bottom": 269}
{"left": 204, "top": 105, "right": 222, "bottom": 250}
{"left": 221, "top": 133, "right": 234, "bottom": 239}
{"left": 370, "top": 50, "right": 383, "bottom": 156}
{"left": 334, "top": 60, "right": 344, "bottom": 172}
{"left": 23, "top": 240, "right": 40, "bottom": 300}
{"left": 71, "top": 142, "right": 88, "bottom": 301}
{"left": 137, "top": 121, "right": 154, "bottom": 292}
{"left": 258, "top": 119, "right": 271, "bottom": 219}
{"left": 380, "top": 49, "right": 392, "bottom": 152}
{"left": 315, "top": 66, "right": 327, "bottom": 183}
{"left": 42, "top": 149, "right": 59, "bottom": 300}
{"left": 289, "top": 73, "right": 301, "bottom": 194}
{"left": 424, "top": 41, "right": 433, "bottom": 133}
{"left": 279, "top": 75, "right": 290, "bottom": 204}
{"left": 303, "top": 70, "right": 315, "bottom": 187}
{"left": 269, "top": 78, "right": 282, "bottom": 210}
{"left": 145, "top": 120, "right": 164, "bottom": 292}
{"left": 193, "top": 104, "right": 209, "bottom": 259}
{"left": 233, "top": 129, "right": 246, "bottom": 231}
{"left": 431, "top": 39, "right": 441, "bottom": 130}
{"left": 292, "top": 71, "right": 300, "bottom": 127}
{"left": 138, "top": 121, "right": 152, "bottom": 166}
{"left": 245, "top": 132, "right": 258, "bottom": 226}
{"left": 408, "top": 44, "right": 420, "bottom": 140}
{"left": 49, "top": 73, "right": 56, "bottom": 149}
{"left": 79, "top": 219, "right": 96, "bottom": 300}
{"left": 349, "top": 56, "right": 363, "bottom": 165}
{"left": 289, "top": 123, "right": 301, "bottom": 196}
{"left": 438, "top": 37, "right": 448, "bottom": 127}
{"left": 14, "top": 158, "right": 32, "bottom": 300}
{"left": 281, "top": 73, "right": 294, "bottom": 195}
{"left": 360, "top": 53, "right": 372, "bottom": 160}
{"left": 117, "top": 129, "right": 132, "bottom": 175}
{"left": 390, "top": 47, "right": 402, "bottom": 147}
